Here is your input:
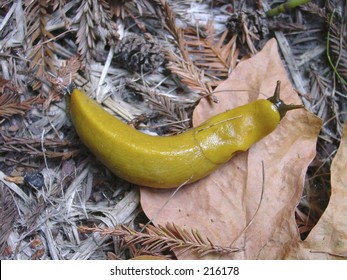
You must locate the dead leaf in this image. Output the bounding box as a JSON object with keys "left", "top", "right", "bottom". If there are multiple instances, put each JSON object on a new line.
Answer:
{"left": 285, "top": 123, "right": 347, "bottom": 260}
{"left": 140, "top": 39, "right": 322, "bottom": 259}
{"left": 4, "top": 176, "right": 24, "bottom": 185}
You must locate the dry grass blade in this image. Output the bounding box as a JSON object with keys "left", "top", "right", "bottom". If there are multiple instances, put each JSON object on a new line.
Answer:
{"left": 79, "top": 222, "right": 242, "bottom": 259}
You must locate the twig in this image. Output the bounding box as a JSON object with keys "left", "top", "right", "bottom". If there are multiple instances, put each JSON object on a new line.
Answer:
{"left": 96, "top": 45, "right": 115, "bottom": 102}
{"left": 267, "top": 0, "right": 313, "bottom": 17}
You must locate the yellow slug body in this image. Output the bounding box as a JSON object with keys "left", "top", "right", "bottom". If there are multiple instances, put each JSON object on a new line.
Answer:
{"left": 69, "top": 87, "right": 291, "bottom": 189}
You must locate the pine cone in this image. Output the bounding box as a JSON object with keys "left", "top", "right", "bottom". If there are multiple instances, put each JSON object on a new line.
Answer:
{"left": 114, "top": 33, "right": 165, "bottom": 73}
{"left": 226, "top": 9, "right": 269, "bottom": 39}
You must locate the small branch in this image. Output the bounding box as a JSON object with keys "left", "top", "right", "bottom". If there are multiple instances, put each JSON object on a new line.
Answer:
{"left": 267, "top": 0, "right": 313, "bottom": 17}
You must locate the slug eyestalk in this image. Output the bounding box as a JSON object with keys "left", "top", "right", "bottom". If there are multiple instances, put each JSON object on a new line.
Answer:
{"left": 267, "top": 80, "right": 304, "bottom": 119}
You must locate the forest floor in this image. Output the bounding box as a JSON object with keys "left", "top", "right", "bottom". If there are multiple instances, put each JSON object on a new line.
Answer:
{"left": 0, "top": 0, "right": 346, "bottom": 260}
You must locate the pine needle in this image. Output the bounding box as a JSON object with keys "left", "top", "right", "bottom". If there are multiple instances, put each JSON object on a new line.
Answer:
{"left": 25, "top": 0, "right": 58, "bottom": 90}
{"left": 0, "top": 85, "right": 42, "bottom": 120}
{"left": 79, "top": 223, "right": 242, "bottom": 259}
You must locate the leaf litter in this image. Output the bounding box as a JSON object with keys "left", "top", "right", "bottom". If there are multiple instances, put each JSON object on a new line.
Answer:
{"left": 1, "top": 0, "right": 346, "bottom": 260}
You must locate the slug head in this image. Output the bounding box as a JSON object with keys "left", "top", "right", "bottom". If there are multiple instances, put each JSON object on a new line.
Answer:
{"left": 267, "top": 81, "right": 304, "bottom": 119}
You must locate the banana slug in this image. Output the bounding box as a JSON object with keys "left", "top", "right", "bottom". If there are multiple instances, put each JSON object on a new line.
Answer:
{"left": 69, "top": 81, "right": 303, "bottom": 188}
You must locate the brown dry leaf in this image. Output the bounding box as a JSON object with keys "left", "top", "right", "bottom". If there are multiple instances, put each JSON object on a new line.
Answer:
{"left": 140, "top": 39, "right": 322, "bottom": 259}
{"left": 285, "top": 123, "right": 347, "bottom": 260}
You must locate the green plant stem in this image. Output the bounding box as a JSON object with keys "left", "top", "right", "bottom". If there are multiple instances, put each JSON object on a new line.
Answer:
{"left": 266, "top": 0, "right": 313, "bottom": 17}
{"left": 326, "top": 10, "right": 347, "bottom": 85}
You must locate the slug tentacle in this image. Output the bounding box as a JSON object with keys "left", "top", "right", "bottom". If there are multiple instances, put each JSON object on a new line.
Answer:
{"left": 267, "top": 81, "right": 304, "bottom": 119}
